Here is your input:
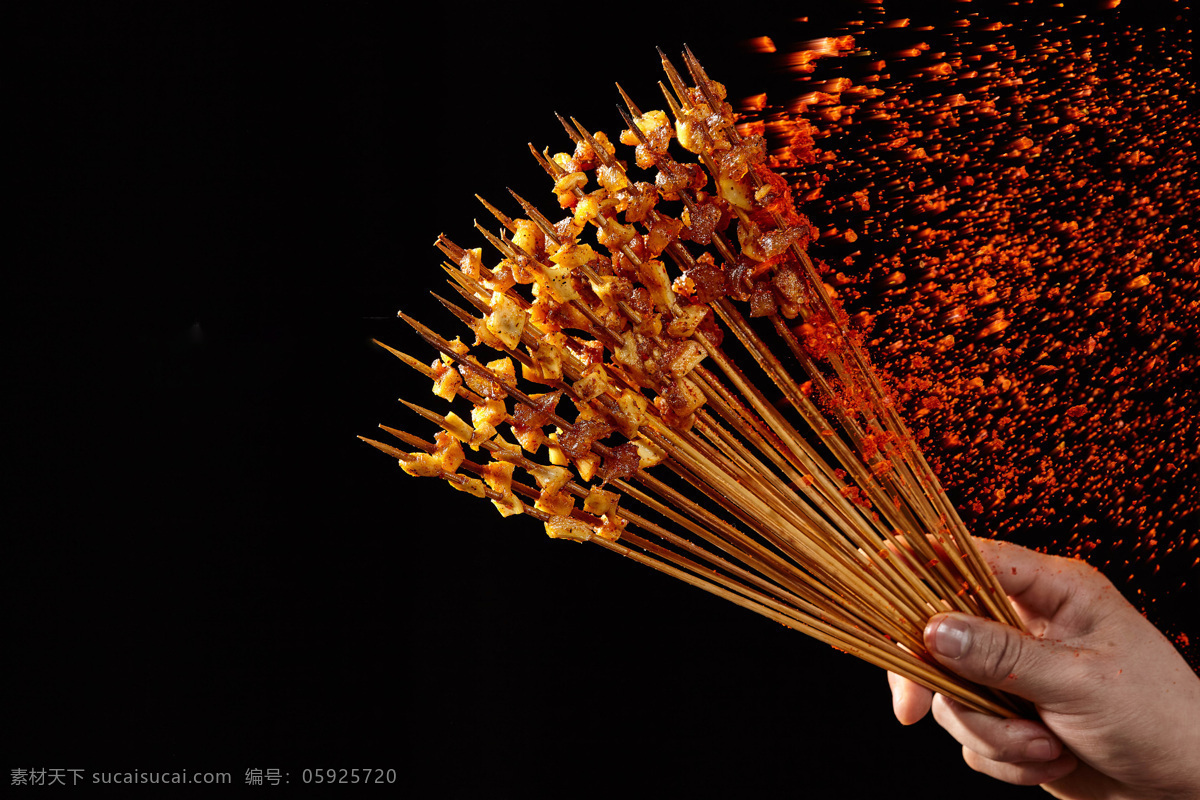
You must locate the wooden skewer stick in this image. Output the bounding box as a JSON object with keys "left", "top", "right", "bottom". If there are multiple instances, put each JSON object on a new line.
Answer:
{"left": 364, "top": 47, "right": 1031, "bottom": 719}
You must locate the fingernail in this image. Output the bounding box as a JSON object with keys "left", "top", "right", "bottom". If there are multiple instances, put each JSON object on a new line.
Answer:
{"left": 928, "top": 615, "right": 972, "bottom": 659}
{"left": 1026, "top": 738, "right": 1055, "bottom": 761}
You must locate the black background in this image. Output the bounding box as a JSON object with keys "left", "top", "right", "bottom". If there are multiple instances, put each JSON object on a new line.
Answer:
{"left": 11, "top": 1, "right": 1194, "bottom": 796}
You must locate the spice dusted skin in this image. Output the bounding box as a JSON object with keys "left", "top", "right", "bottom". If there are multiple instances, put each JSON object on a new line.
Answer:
{"left": 557, "top": 417, "right": 614, "bottom": 462}
{"left": 682, "top": 254, "right": 728, "bottom": 305}
{"left": 600, "top": 441, "right": 642, "bottom": 483}
{"left": 681, "top": 192, "right": 726, "bottom": 245}
{"left": 458, "top": 356, "right": 515, "bottom": 400}
{"left": 655, "top": 156, "right": 708, "bottom": 201}
{"left": 620, "top": 109, "right": 674, "bottom": 169}
{"left": 512, "top": 391, "right": 562, "bottom": 434}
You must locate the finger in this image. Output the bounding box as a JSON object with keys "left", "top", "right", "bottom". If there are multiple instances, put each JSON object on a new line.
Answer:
{"left": 961, "top": 744, "right": 1079, "bottom": 786}
{"left": 887, "top": 671, "right": 932, "bottom": 725}
{"left": 925, "top": 612, "right": 1084, "bottom": 704}
{"left": 931, "top": 694, "right": 1063, "bottom": 763}
{"left": 972, "top": 538, "right": 1101, "bottom": 621}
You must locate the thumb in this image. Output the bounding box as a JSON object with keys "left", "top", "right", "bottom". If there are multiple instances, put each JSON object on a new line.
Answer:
{"left": 925, "top": 612, "right": 1080, "bottom": 704}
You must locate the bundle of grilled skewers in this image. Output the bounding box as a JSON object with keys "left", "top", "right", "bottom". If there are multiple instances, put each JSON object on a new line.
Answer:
{"left": 363, "top": 48, "right": 1028, "bottom": 718}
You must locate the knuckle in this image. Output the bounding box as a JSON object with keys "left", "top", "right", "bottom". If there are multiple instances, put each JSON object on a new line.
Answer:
{"left": 978, "top": 627, "right": 1025, "bottom": 682}
{"left": 961, "top": 746, "right": 996, "bottom": 777}
{"left": 987, "top": 734, "right": 1035, "bottom": 764}
{"left": 962, "top": 746, "right": 1048, "bottom": 787}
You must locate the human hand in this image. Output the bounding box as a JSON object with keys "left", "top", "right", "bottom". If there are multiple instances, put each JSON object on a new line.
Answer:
{"left": 888, "top": 538, "right": 1200, "bottom": 798}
